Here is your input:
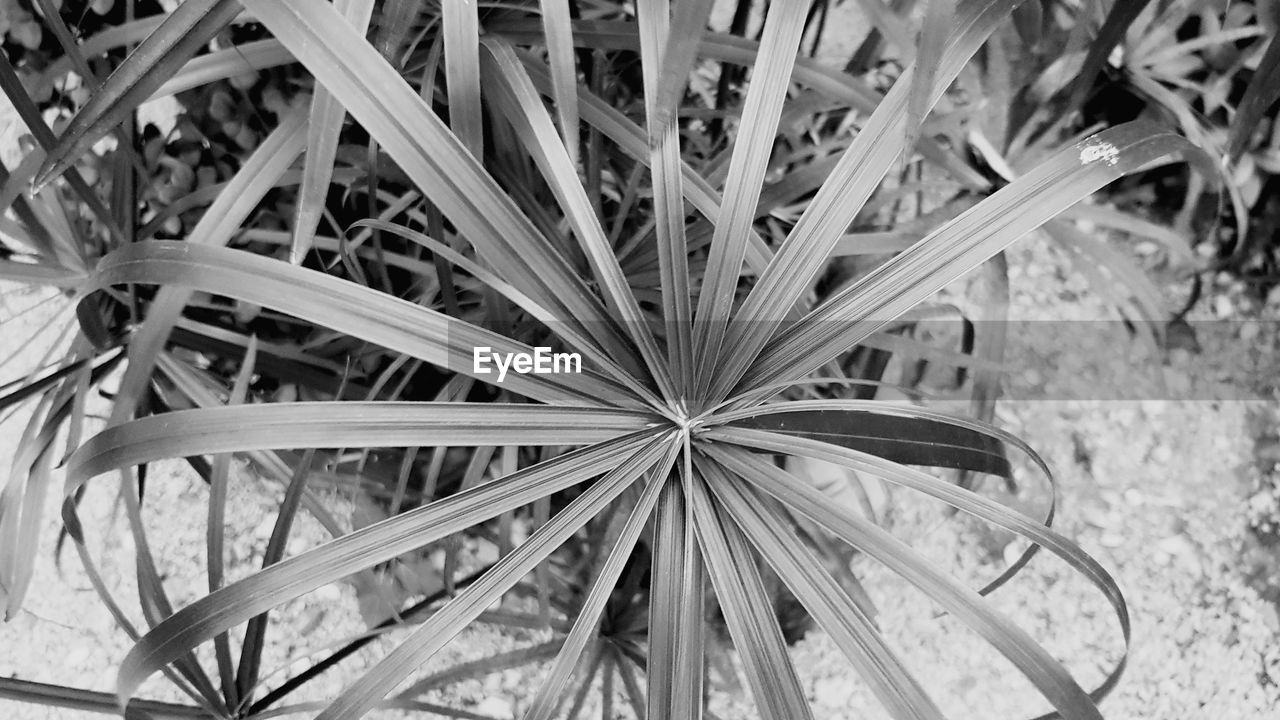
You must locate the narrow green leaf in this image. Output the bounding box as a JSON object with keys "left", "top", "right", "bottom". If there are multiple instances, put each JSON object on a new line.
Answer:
{"left": 0, "top": 677, "right": 205, "bottom": 719}
{"left": 904, "top": 0, "right": 956, "bottom": 172}
{"left": 0, "top": 258, "right": 80, "bottom": 286}
{"left": 443, "top": 0, "right": 484, "bottom": 157}
{"left": 236, "top": 449, "right": 318, "bottom": 699}
{"left": 33, "top": 0, "right": 243, "bottom": 189}
{"left": 724, "top": 406, "right": 1011, "bottom": 477}
{"left": 151, "top": 39, "right": 293, "bottom": 99}
{"left": 395, "top": 639, "right": 565, "bottom": 699}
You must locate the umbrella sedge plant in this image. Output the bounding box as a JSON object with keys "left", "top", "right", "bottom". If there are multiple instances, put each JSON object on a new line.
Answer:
{"left": 0, "top": 0, "right": 1218, "bottom": 718}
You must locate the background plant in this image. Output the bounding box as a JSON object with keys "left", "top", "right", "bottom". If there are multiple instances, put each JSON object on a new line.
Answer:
{"left": 0, "top": 0, "right": 1257, "bottom": 718}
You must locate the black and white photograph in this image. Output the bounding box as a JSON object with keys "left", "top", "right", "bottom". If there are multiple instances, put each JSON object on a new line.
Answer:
{"left": 1, "top": 0, "right": 1279, "bottom": 717}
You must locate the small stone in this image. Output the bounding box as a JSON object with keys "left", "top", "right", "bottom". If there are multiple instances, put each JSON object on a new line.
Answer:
{"left": 475, "top": 696, "right": 511, "bottom": 718}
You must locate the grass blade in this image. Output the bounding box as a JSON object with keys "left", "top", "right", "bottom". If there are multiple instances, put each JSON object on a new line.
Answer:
{"left": 241, "top": 0, "right": 635, "bottom": 364}
{"left": 636, "top": 0, "right": 695, "bottom": 396}
{"left": 705, "top": 462, "right": 945, "bottom": 720}
{"left": 208, "top": 337, "right": 258, "bottom": 708}
{"left": 235, "top": 450, "right": 317, "bottom": 700}
{"left": 904, "top": 0, "right": 956, "bottom": 172}
{"left": 314, "top": 434, "right": 676, "bottom": 719}
{"left": 68, "top": 402, "right": 656, "bottom": 485}
{"left": 539, "top": 0, "right": 581, "bottom": 166}
{"left": 0, "top": 677, "right": 205, "bottom": 719}
{"left": 522, "top": 448, "right": 678, "bottom": 720}
{"left": 692, "top": 0, "right": 808, "bottom": 394}
{"left": 707, "top": 0, "right": 1022, "bottom": 402}
{"left": 291, "top": 0, "right": 376, "bottom": 264}
{"left": 1064, "top": 0, "right": 1156, "bottom": 118}
{"left": 723, "top": 405, "right": 1011, "bottom": 476}
{"left": 651, "top": 0, "right": 717, "bottom": 131}
{"left": 646, "top": 471, "right": 704, "bottom": 720}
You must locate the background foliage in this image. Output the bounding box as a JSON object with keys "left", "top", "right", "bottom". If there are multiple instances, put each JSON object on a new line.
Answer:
{"left": 1, "top": 0, "right": 1277, "bottom": 718}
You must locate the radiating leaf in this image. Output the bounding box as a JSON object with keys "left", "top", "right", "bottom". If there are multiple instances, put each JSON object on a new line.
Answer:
{"left": 539, "top": 0, "right": 581, "bottom": 166}
{"left": 646, "top": 471, "right": 703, "bottom": 720}
{"left": 707, "top": 0, "right": 1024, "bottom": 403}
{"left": 82, "top": 240, "right": 641, "bottom": 408}
{"left": 706, "top": 443, "right": 1121, "bottom": 718}
{"left": 478, "top": 39, "right": 676, "bottom": 399}
{"left": 684, "top": 470, "right": 812, "bottom": 720}
{"left": 240, "top": 0, "right": 637, "bottom": 366}
{"left": 1064, "top": 0, "right": 1156, "bottom": 117}
{"left": 443, "top": 0, "right": 484, "bottom": 157}
{"left": 738, "top": 121, "right": 1215, "bottom": 395}
{"left": 705, "top": 461, "right": 945, "bottom": 720}
{"left": 114, "top": 431, "right": 662, "bottom": 710}
{"left": 636, "top": 0, "right": 695, "bottom": 395}
{"left": 693, "top": 0, "right": 809, "bottom": 388}
{"left": 291, "top": 0, "right": 376, "bottom": 264}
